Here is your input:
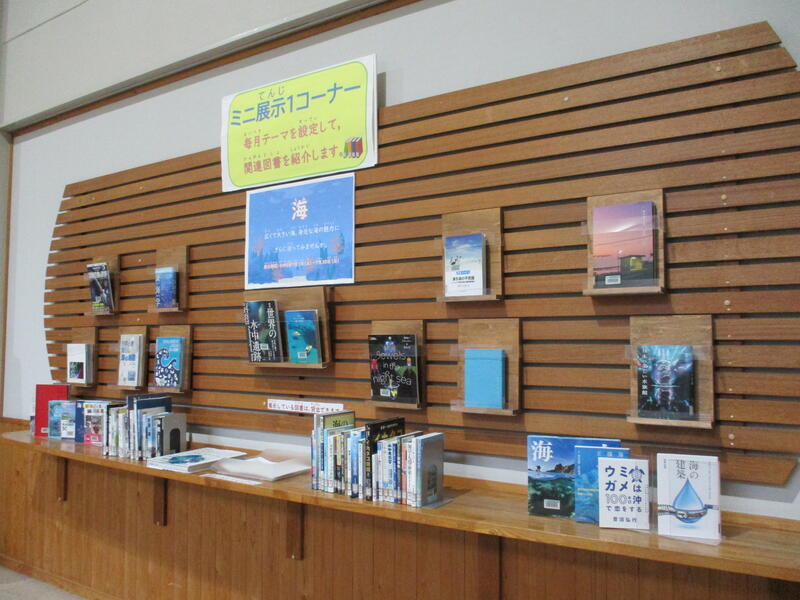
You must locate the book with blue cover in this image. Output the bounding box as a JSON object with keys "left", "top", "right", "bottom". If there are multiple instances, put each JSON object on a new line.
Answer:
{"left": 154, "top": 266, "right": 178, "bottom": 309}
{"left": 464, "top": 348, "right": 505, "bottom": 409}
{"left": 284, "top": 309, "right": 321, "bottom": 364}
{"left": 48, "top": 400, "right": 67, "bottom": 440}
{"left": 48, "top": 401, "right": 77, "bottom": 441}
{"left": 574, "top": 445, "right": 630, "bottom": 524}
{"left": 527, "top": 435, "right": 620, "bottom": 518}
{"left": 443, "top": 233, "right": 486, "bottom": 297}
{"left": 154, "top": 337, "right": 185, "bottom": 389}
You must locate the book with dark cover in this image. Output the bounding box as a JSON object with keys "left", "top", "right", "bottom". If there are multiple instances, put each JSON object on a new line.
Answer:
{"left": 154, "top": 337, "right": 184, "bottom": 389}
{"left": 155, "top": 266, "right": 178, "bottom": 309}
{"left": 636, "top": 345, "right": 694, "bottom": 420}
{"left": 87, "top": 262, "right": 115, "bottom": 313}
{"left": 243, "top": 300, "right": 283, "bottom": 362}
{"left": 591, "top": 201, "right": 655, "bottom": 289}
{"left": 368, "top": 334, "right": 420, "bottom": 406}
{"left": 527, "top": 435, "right": 620, "bottom": 518}
{"left": 284, "top": 309, "right": 321, "bottom": 364}
{"left": 35, "top": 384, "right": 69, "bottom": 437}
{"left": 362, "top": 417, "right": 405, "bottom": 501}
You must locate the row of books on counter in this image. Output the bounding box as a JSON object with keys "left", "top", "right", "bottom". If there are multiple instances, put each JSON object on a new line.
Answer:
{"left": 527, "top": 434, "right": 720, "bottom": 541}
{"left": 34, "top": 385, "right": 186, "bottom": 460}
{"left": 311, "top": 412, "right": 444, "bottom": 508}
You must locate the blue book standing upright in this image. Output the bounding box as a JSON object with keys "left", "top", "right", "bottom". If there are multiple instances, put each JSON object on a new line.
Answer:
{"left": 284, "top": 309, "right": 321, "bottom": 364}
{"left": 574, "top": 445, "right": 630, "bottom": 523}
{"left": 464, "top": 348, "right": 505, "bottom": 409}
{"left": 154, "top": 267, "right": 178, "bottom": 309}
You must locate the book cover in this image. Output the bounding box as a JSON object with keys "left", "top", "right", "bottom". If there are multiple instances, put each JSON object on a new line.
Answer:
{"left": 154, "top": 266, "right": 178, "bottom": 309}
{"left": 363, "top": 417, "right": 405, "bottom": 501}
{"left": 464, "top": 348, "right": 505, "bottom": 409}
{"left": 48, "top": 401, "right": 65, "bottom": 439}
{"left": 636, "top": 345, "right": 694, "bottom": 420}
{"left": 527, "top": 435, "right": 620, "bottom": 518}
{"left": 118, "top": 333, "right": 144, "bottom": 387}
{"left": 414, "top": 432, "right": 445, "bottom": 507}
{"left": 598, "top": 457, "right": 650, "bottom": 530}
{"left": 312, "top": 410, "right": 355, "bottom": 490}
{"left": 368, "top": 334, "right": 420, "bottom": 405}
{"left": 657, "top": 453, "right": 720, "bottom": 541}
{"left": 34, "top": 384, "right": 69, "bottom": 437}
{"left": 574, "top": 445, "right": 630, "bottom": 524}
{"left": 443, "top": 233, "right": 486, "bottom": 297}
{"left": 67, "top": 343, "right": 91, "bottom": 385}
{"left": 48, "top": 401, "right": 76, "bottom": 440}
{"left": 87, "top": 262, "right": 115, "bottom": 313}
{"left": 154, "top": 337, "right": 185, "bottom": 389}
{"left": 284, "top": 309, "right": 320, "bottom": 364}
{"left": 146, "top": 447, "right": 246, "bottom": 473}
{"left": 243, "top": 300, "right": 283, "bottom": 362}
{"left": 80, "top": 400, "right": 111, "bottom": 445}
{"left": 591, "top": 201, "right": 655, "bottom": 289}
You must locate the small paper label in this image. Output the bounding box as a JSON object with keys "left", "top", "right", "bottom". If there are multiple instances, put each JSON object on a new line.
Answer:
{"left": 266, "top": 399, "right": 345, "bottom": 414}
{"left": 605, "top": 275, "right": 621, "bottom": 285}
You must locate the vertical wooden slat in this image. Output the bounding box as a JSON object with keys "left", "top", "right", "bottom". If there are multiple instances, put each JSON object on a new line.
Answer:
{"left": 153, "top": 477, "right": 167, "bottom": 526}
{"left": 285, "top": 501, "right": 304, "bottom": 560}
{"left": 55, "top": 457, "right": 67, "bottom": 502}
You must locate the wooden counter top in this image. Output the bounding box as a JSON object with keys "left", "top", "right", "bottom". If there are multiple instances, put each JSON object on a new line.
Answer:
{"left": 3, "top": 430, "right": 799, "bottom": 582}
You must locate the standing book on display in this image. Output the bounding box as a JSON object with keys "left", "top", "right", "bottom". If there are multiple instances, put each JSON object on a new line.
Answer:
{"left": 34, "top": 384, "right": 69, "bottom": 437}
{"left": 118, "top": 333, "right": 145, "bottom": 387}
{"left": 443, "top": 233, "right": 486, "bottom": 297}
{"left": 244, "top": 300, "right": 283, "bottom": 362}
{"left": 362, "top": 417, "right": 405, "bottom": 501}
{"left": 154, "top": 337, "right": 185, "bottom": 389}
{"left": 86, "top": 262, "right": 115, "bottom": 313}
{"left": 284, "top": 309, "right": 321, "bottom": 364}
{"left": 574, "top": 445, "right": 630, "bottom": 524}
{"left": 590, "top": 201, "right": 655, "bottom": 289}
{"left": 636, "top": 345, "right": 695, "bottom": 421}
{"left": 154, "top": 266, "right": 178, "bottom": 309}
{"left": 368, "top": 334, "right": 420, "bottom": 406}
{"left": 657, "top": 453, "right": 720, "bottom": 541}
{"left": 599, "top": 457, "right": 650, "bottom": 530}
{"left": 464, "top": 348, "right": 505, "bottom": 409}
{"left": 67, "top": 343, "right": 93, "bottom": 385}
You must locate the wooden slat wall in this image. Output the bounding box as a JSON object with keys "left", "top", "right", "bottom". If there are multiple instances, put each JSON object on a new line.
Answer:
{"left": 46, "top": 22, "right": 800, "bottom": 486}
{"left": 1, "top": 441, "right": 798, "bottom": 599}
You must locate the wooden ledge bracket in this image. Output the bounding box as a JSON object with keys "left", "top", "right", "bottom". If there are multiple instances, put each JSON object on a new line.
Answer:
{"left": 285, "top": 501, "right": 304, "bottom": 560}
{"left": 56, "top": 457, "right": 68, "bottom": 502}
{"left": 153, "top": 478, "right": 168, "bottom": 527}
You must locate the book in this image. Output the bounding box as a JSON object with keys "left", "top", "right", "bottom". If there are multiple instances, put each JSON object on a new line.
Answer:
{"left": 34, "top": 384, "right": 69, "bottom": 437}
{"left": 411, "top": 432, "right": 445, "bottom": 507}
{"left": 243, "top": 300, "right": 283, "bottom": 362}
{"left": 363, "top": 417, "right": 405, "bottom": 501}
{"left": 284, "top": 309, "right": 321, "bottom": 364}
{"left": 527, "top": 435, "right": 620, "bottom": 518}
{"left": 598, "top": 457, "right": 650, "bottom": 530}
{"left": 443, "top": 233, "right": 486, "bottom": 297}
{"left": 311, "top": 410, "right": 356, "bottom": 490}
{"left": 591, "top": 201, "right": 655, "bottom": 288}
{"left": 67, "top": 343, "right": 92, "bottom": 385}
{"left": 574, "top": 445, "right": 630, "bottom": 524}
{"left": 368, "top": 334, "right": 420, "bottom": 406}
{"left": 657, "top": 453, "right": 720, "bottom": 541}
{"left": 154, "top": 337, "right": 185, "bottom": 389}
{"left": 464, "top": 348, "right": 505, "bottom": 409}
{"left": 87, "top": 262, "right": 115, "bottom": 313}
{"left": 636, "top": 345, "right": 694, "bottom": 420}
{"left": 118, "top": 333, "right": 145, "bottom": 387}
{"left": 126, "top": 393, "right": 172, "bottom": 460}
{"left": 78, "top": 400, "right": 113, "bottom": 445}
{"left": 213, "top": 454, "right": 311, "bottom": 482}
{"left": 48, "top": 400, "right": 71, "bottom": 440}
{"left": 154, "top": 266, "right": 178, "bottom": 309}
{"left": 146, "top": 447, "right": 246, "bottom": 473}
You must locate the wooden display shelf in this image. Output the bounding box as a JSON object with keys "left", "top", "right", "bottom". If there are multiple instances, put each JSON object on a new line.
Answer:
{"left": 628, "top": 315, "right": 714, "bottom": 429}
{"left": 368, "top": 319, "right": 425, "bottom": 410}
{"left": 440, "top": 208, "right": 504, "bottom": 302}
{"left": 243, "top": 287, "right": 332, "bottom": 369}
{"left": 583, "top": 189, "right": 666, "bottom": 296}
{"left": 2, "top": 429, "right": 800, "bottom": 583}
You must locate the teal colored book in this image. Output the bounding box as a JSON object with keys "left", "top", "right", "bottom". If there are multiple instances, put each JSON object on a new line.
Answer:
{"left": 574, "top": 445, "right": 630, "bottom": 524}
{"left": 464, "top": 348, "right": 505, "bottom": 409}
{"left": 527, "top": 435, "right": 621, "bottom": 518}
{"left": 284, "top": 309, "right": 320, "bottom": 364}
{"left": 154, "top": 337, "right": 184, "bottom": 389}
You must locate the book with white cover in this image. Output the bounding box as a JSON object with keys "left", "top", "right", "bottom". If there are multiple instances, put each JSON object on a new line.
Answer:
{"left": 657, "top": 453, "right": 720, "bottom": 541}
{"left": 118, "top": 333, "right": 144, "bottom": 387}
{"left": 598, "top": 456, "right": 650, "bottom": 530}
{"left": 67, "top": 343, "right": 92, "bottom": 385}
{"left": 146, "top": 447, "right": 246, "bottom": 473}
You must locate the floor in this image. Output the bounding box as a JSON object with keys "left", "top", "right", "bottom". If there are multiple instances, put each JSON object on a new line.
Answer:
{"left": 0, "top": 565, "right": 84, "bottom": 599}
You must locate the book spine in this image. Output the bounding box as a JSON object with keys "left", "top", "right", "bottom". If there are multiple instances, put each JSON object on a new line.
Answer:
{"left": 358, "top": 439, "right": 365, "bottom": 499}
{"left": 363, "top": 438, "right": 373, "bottom": 502}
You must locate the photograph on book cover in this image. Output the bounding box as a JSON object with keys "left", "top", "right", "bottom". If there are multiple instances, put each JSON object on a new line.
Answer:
{"left": 244, "top": 172, "right": 354, "bottom": 290}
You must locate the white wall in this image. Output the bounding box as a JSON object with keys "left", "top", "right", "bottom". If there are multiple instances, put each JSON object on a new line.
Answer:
{"left": 0, "top": 0, "right": 386, "bottom": 128}
{"left": 4, "top": 0, "right": 800, "bottom": 518}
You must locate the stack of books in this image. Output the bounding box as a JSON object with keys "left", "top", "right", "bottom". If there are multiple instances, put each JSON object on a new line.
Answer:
{"left": 310, "top": 412, "right": 445, "bottom": 508}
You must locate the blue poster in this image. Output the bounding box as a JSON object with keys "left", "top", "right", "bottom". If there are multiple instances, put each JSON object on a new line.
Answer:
{"left": 245, "top": 172, "right": 355, "bottom": 289}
